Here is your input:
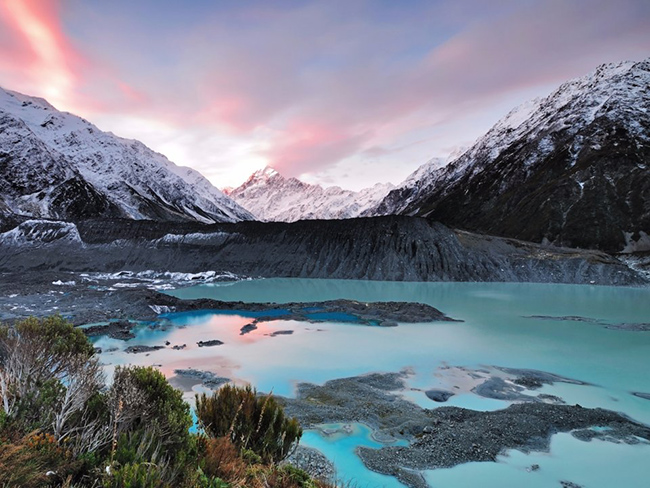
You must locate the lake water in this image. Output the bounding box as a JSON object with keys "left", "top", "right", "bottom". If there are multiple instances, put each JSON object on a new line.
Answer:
{"left": 94, "top": 278, "right": 650, "bottom": 487}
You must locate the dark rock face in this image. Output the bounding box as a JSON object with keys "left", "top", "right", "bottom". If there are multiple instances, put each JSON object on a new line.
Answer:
{"left": 411, "top": 112, "right": 650, "bottom": 253}
{"left": 374, "top": 60, "right": 650, "bottom": 253}
{"left": 0, "top": 215, "right": 644, "bottom": 286}
{"left": 0, "top": 112, "right": 116, "bottom": 221}
{"left": 49, "top": 176, "right": 125, "bottom": 220}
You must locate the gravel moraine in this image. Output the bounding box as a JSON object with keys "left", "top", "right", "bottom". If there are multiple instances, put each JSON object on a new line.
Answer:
{"left": 357, "top": 403, "right": 650, "bottom": 488}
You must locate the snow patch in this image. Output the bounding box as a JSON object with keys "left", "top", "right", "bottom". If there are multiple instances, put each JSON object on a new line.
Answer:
{"left": 157, "top": 232, "right": 232, "bottom": 244}
{"left": 622, "top": 231, "right": 650, "bottom": 253}
{"left": 52, "top": 280, "right": 76, "bottom": 286}
{"left": 149, "top": 305, "right": 175, "bottom": 315}
{"left": 80, "top": 270, "right": 244, "bottom": 288}
{"left": 0, "top": 220, "right": 82, "bottom": 246}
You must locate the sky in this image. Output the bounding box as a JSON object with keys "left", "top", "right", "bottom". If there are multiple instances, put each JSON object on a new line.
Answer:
{"left": 0, "top": 0, "right": 649, "bottom": 191}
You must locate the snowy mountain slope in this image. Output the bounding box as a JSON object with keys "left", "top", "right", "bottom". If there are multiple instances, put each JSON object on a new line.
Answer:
{"left": 365, "top": 156, "right": 453, "bottom": 217}
{"left": 224, "top": 166, "right": 394, "bottom": 222}
{"left": 369, "top": 59, "right": 650, "bottom": 252}
{"left": 0, "top": 88, "right": 253, "bottom": 223}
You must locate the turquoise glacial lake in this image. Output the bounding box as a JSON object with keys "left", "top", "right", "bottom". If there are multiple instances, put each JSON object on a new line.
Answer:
{"left": 94, "top": 279, "right": 650, "bottom": 487}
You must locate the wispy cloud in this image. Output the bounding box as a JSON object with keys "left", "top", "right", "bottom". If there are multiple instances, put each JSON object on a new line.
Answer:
{"left": 0, "top": 0, "right": 648, "bottom": 189}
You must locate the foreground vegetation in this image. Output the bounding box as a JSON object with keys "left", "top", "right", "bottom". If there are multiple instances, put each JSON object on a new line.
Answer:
{"left": 0, "top": 316, "right": 331, "bottom": 488}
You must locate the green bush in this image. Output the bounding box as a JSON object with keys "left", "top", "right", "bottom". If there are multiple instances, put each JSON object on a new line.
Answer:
{"left": 110, "top": 366, "right": 195, "bottom": 480}
{"left": 0, "top": 432, "right": 83, "bottom": 488}
{"left": 195, "top": 467, "right": 231, "bottom": 488}
{"left": 196, "top": 385, "right": 302, "bottom": 463}
{"left": 279, "top": 465, "right": 318, "bottom": 488}
{"left": 105, "top": 461, "right": 165, "bottom": 488}
{"left": 0, "top": 315, "right": 103, "bottom": 437}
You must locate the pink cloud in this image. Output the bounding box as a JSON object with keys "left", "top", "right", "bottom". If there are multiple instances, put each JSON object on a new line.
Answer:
{"left": 0, "top": 0, "right": 81, "bottom": 100}
{"left": 0, "top": 0, "right": 153, "bottom": 117}
{"left": 265, "top": 120, "right": 371, "bottom": 176}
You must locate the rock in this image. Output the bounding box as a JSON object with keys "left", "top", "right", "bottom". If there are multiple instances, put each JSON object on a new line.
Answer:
{"left": 269, "top": 330, "right": 293, "bottom": 337}
{"left": 496, "top": 367, "right": 587, "bottom": 387}
{"left": 125, "top": 345, "right": 165, "bottom": 354}
{"left": 172, "top": 344, "right": 186, "bottom": 350}
{"left": 3, "top": 215, "right": 644, "bottom": 288}
{"left": 240, "top": 322, "right": 258, "bottom": 335}
{"left": 83, "top": 319, "right": 136, "bottom": 340}
{"left": 278, "top": 371, "right": 430, "bottom": 440}
{"left": 514, "top": 376, "right": 544, "bottom": 389}
{"left": 606, "top": 323, "right": 650, "bottom": 331}
{"left": 425, "top": 389, "right": 455, "bottom": 402}
{"left": 538, "top": 394, "right": 565, "bottom": 404}
{"left": 197, "top": 339, "right": 224, "bottom": 347}
{"left": 560, "top": 481, "right": 584, "bottom": 488}
{"left": 378, "top": 61, "right": 650, "bottom": 254}
{"left": 633, "top": 392, "right": 650, "bottom": 401}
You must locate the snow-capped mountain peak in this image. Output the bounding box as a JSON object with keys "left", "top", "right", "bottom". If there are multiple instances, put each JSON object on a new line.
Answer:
{"left": 0, "top": 87, "right": 253, "bottom": 223}
{"left": 255, "top": 165, "right": 280, "bottom": 179}
{"left": 226, "top": 167, "right": 394, "bottom": 222}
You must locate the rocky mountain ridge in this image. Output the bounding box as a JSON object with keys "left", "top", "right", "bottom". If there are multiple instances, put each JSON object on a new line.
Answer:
{"left": 0, "top": 215, "right": 644, "bottom": 286}
{"left": 369, "top": 59, "right": 650, "bottom": 253}
{"left": 0, "top": 88, "right": 252, "bottom": 223}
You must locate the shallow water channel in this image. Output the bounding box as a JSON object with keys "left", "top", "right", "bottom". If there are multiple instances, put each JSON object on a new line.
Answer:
{"left": 93, "top": 279, "right": 650, "bottom": 487}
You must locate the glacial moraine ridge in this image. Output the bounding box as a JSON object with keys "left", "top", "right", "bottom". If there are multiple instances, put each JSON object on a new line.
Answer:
{"left": 0, "top": 215, "right": 645, "bottom": 286}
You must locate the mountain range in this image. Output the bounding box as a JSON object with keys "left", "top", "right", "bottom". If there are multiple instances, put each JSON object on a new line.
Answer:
{"left": 225, "top": 59, "right": 649, "bottom": 254}
{"left": 369, "top": 59, "right": 650, "bottom": 253}
{"left": 0, "top": 88, "right": 252, "bottom": 223}
{"left": 223, "top": 166, "right": 394, "bottom": 222}
{"left": 1, "top": 58, "right": 649, "bottom": 258}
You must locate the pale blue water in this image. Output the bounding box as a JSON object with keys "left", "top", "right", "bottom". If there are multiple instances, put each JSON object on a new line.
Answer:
{"left": 302, "top": 423, "right": 408, "bottom": 488}
{"left": 426, "top": 433, "right": 650, "bottom": 488}
{"left": 94, "top": 279, "right": 650, "bottom": 487}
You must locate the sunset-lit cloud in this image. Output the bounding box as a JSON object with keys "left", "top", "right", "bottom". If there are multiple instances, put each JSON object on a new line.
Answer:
{"left": 0, "top": 0, "right": 649, "bottom": 189}
{"left": 0, "top": 0, "right": 79, "bottom": 107}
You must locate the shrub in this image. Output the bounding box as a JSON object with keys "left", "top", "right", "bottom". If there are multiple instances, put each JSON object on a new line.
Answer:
{"left": 196, "top": 385, "right": 302, "bottom": 464}
{"left": 198, "top": 436, "right": 246, "bottom": 485}
{"left": 104, "top": 461, "right": 165, "bottom": 488}
{"left": 0, "top": 431, "right": 82, "bottom": 487}
{"left": 109, "top": 366, "right": 195, "bottom": 480}
{"left": 0, "top": 315, "right": 105, "bottom": 449}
